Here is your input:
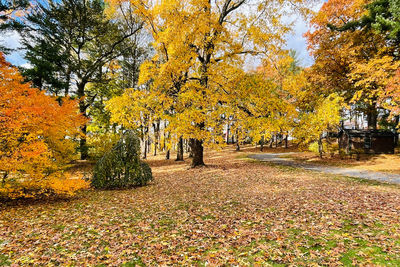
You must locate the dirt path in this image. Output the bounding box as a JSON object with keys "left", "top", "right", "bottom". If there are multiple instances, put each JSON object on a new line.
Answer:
{"left": 249, "top": 152, "right": 400, "bottom": 184}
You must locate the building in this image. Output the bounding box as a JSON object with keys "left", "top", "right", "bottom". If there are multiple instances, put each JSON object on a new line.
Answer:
{"left": 338, "top": 129, "right": 397, "bottom": 154}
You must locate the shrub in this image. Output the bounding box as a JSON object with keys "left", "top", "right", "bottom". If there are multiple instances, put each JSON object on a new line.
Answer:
{"left": 309, "top": 140, "right": 339, "bottom": 158}
{"left": 308, "top": 141, "right": 323, "bottom": 155}
{"left": 91, "top": 131, "right": 153, "bottom": 189}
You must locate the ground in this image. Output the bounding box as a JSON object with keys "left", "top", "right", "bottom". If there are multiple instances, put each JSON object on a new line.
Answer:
{"left": 280, "top": 149, "right": 400, "bottom": 174}
{"left": 1, "top": 146, "right": 400, "bottom": 266}
{"left": 249, "top": 152, "right": 400, "bottom": 184}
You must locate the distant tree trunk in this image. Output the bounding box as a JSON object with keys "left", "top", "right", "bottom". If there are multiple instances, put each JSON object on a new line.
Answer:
{"left": 79, "top": 124, "right": 88, "bottom": 160}
{"left": 395, "top": 116, "right": 399, "bottom": 146}
{"left": 143, "top": 135, "right": 147, "bottom": 159}
{"left": 260, "top": 135, "right": 264, "bottom": 152}
{"left": 226, "top": 123, "right": 230, "bottom": 144}
{"left": 163, "top": 130, "right": 166, "bottom": 152}
{"left": 176, "top": 136, "right": 184, "bottom": 161}
{"left": 188, "top": 138, "right": 194, "bottom": 158}
{"left": 275, "top": 134, "right": 278, "bottom": 148}
{"left": 191, "top": 139, "right": 205, "bottom": 167}
{"left": 184, "top": 139, "right": 188, "bottom": 153}
{"left": 367, "top": 105, "right": 378, "bottom": 130}
{"left": 153, "top": 121, "right": 160, "bottom": 156}
{"left": 269, "top": 135, "right": 274, "bottom": 148}
{"left": 236, "top": 129, "right": 240, "bottom": 151}
{"left": 147, "top": 138, "right": 151, "bottom": 156}
{"left": 285, "top": 133, "right": 288, "bottom": 149}
{"left": 318, "top": 135, "right": 323, "bottom": 159}
{"left": 166, "top": 149, "right": 170, "bottom": 160}
{"left": 2, "top": 172, "right": 8, "bottom": 185}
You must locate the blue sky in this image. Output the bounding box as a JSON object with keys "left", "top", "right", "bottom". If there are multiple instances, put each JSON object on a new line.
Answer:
{"left": 285, "top": 17, "right": 314, "bottom": 67}
{"left": 3, "top": 27, "right": 315, "bottom": 67}
{"left": 2, "top": 2, "right": 323, "bottom": 68}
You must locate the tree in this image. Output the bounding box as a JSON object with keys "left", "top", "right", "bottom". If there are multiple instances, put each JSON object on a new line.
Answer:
{"left": 307, "top": 0, "right": 400, "bottom": 130}
{"left": 0, "top": 53, "right": 88, "bottom": 198}
{"left": 18, "top": 0, "right": 144, "bottom": 159}
{"left": 366, "top": 0, "right": 400, "bottom": 47}
{"left": 337, "top": 0, "right": 400, "bottom": 126}
{"left": 337, "top": 0, "right": 400, "bottom": 47}
{"left": 106, "top": 87, "right": 162, "bottom": 158}
{"left": 306, "top": 0, "right": 394, "bottom": 129}
{"left": 294, "top": 93, "right": 343, "bottom": 158}
{"left": 108, "top": 0, "right": 311, "bottom": 167}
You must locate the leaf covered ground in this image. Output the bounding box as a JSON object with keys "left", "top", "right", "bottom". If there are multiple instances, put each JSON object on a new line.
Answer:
{"left": 1, "top": 147, "right": 400, "bottom": 266}
{"left": 283, "top": 151, "right": 400, "bottom": 175}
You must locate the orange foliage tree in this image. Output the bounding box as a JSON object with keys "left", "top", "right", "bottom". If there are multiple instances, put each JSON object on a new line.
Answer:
{"left": 0, "top": 53, "right": 88, "bottom": 198}
{"left": 305, "top": 0, "right": 399, "bottom": 129}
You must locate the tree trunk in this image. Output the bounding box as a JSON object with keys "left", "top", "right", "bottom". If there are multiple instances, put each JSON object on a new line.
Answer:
{"left": 153, "top": 121, "right": 160, "bottom": 156}
{"left": 236, "top": 142, "right": 240, "bottom": 151}
{"left": 163, "top": 127, "right": 166, "bottom": 152}
{"left": 395, "top": 116, "right": 399, "bottom": 146}
{"left": 79, "top": 124, "right": 88, "bottom": 160}
{"left": 226, "top": 123, "right": 230, "bottom": 144}
{"left": 142, "top": 135, "right": 147, "bottom": 159}
{"left": 2, "top": 172, "right": 8, "bottom": 185}
{"left": 188, "top": 138, "right": 194, "bottom": 158}
{"left": 176, "top": 136, "right": 184, "bottom": 161}
{"left": 318, "top": 135, "right": 323, "bottom": 159}
{"left": 285, "top": 134, "right": 288, "bottom": 149}
{"left": 166, "top": 149, "right": 170, "bottom": 160}
{"left": 78, "top": 83, "right": 88, "bottom": 160}
{"left": 191, "top": 139, "right": 205, "bottom": 167}
{"left": 184, "top": 139, "right": 189, "bottom": 153}
{"left": 147, "top": 138, "right": 151, "bottom": 156}
{"left": 260, "top": 135, "right": 264, "bottom": 152}
{"left": 367, "top": 104, "right": 378, "bottom": 130}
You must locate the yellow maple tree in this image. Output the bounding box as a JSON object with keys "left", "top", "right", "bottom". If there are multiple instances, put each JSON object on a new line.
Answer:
{"left": 107, "top": 0, "right": 312, "bottom": 166}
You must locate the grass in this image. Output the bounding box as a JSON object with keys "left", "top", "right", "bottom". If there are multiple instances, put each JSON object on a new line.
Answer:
{"left": 1, "top": 146, "right": 400, "bottom": 265}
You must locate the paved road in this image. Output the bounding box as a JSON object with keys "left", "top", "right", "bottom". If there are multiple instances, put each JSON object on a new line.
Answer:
{"left": 248, "top": 153, "right": 400, "bottom": 185}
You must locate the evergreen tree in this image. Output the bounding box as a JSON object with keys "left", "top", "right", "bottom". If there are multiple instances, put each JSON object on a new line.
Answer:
{"left": 18, "top": 0, "right": 144, "bottom": 159}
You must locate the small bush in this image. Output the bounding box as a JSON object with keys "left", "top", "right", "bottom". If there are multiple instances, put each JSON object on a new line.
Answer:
{"left": 309, "top": 140, "right": 339, "bottom": 157}
{"left": 91, "top": 131, "right": 153, "bottom": 189}
{"left": 308, "top": 141, "right": 323, "bottom": 155}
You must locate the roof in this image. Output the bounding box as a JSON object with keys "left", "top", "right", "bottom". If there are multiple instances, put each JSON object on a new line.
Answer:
{"left": 340, "top": 129, "right": 396, "bottom": 137}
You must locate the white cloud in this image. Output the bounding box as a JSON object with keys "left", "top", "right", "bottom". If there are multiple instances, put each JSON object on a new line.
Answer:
{"left": 1, "top": 30, "right": 27, "bottom": 66}
{"left": 2, "top": 31, "right": 21, "bottom": 48}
